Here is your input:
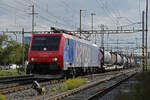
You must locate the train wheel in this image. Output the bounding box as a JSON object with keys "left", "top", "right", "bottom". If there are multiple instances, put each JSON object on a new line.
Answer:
{"left": 67, "top": 69, "right": 74, "bottom": 78}
{"left": 26, "top": 64, "right": 33, "bottom": 74}
{"left": 26, "top": 65, "right": 31, "bottom": 74}
{"left": 71, "top": 68, "right": 75, "bottom": 78}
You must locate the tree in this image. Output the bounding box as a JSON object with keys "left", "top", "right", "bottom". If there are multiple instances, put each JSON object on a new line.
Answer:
{"left": 1, "top": 41, "right": 22, "bottom": 65}
{"left": 24, "top": 44, "right": 29, "bottom": 61}
{"left": 0, "top": 34, "right": 8, "bottom": 64}
{"left": 0, "top": 34, "right": 30, "bottom": 65}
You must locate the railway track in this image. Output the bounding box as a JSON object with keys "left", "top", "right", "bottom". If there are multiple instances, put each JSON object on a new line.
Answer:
{"left": 0, "top": 76, "right": 63, "bottom": 95}
{"left": 0, "top": 68, "right": 115, "bottom": 93}
{"left": 0, "top": 74, "right": 34, "bottom": 83}
{"left": 0, "top": 69, "right": 123, "bottom": 95}
{"left": 32, "top": 68, "right": 139, "bottom": 100}
{"left": 1, "top": 68, "right": 139, "bottom": 99}
{"left": 0, "top": 74, "right": 37, "bottom": 94}
{"left": 87, "top": 71, "right": 137, "bottom": 100}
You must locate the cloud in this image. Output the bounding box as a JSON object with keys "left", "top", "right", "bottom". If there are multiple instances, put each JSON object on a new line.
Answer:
{"left": 0, "top": 0, "right": 149, "bottom": 51}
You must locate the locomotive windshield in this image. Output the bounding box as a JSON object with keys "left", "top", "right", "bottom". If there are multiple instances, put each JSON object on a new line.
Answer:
{"left": 31, "top": 36, "right": 60, "bottom": 51}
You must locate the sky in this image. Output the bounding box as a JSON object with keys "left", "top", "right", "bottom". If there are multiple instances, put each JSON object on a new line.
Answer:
{"left": 0, "top": 0, "right": 149, "bottom": 54}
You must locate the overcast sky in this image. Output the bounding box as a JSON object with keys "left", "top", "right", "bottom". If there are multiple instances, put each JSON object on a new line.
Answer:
{"left": 0, "top": 0, "right": 149, "bottom": 53}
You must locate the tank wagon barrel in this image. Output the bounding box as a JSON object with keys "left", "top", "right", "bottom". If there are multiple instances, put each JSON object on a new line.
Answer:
{"left": 111, "top": 53, "right": 117, "bottom": 65}
{"left": 123, "top": 56, "right": 128, "bottom": 68}
{"left": 104, "top": 51, "right": 112, "bottom": 64}
{"left": 116, "top": 54, "right": 123, "bottom": 65}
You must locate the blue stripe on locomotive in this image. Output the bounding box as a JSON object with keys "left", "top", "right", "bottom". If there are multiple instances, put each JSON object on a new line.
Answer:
{"left": 64, "top": 38, "right": 101, "bottom": 66}
{"left": 64, "top": 39, "right": 74, "bottom": 62}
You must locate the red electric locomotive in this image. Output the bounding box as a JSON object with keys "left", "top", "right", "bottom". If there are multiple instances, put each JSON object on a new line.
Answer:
{"left": 27, "top": 33, "right": 101, "bottom": 78}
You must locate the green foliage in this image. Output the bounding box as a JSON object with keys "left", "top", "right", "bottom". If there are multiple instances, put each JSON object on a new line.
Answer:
{"left": 1, "top": 41, "right": 22, "bottom": 64}
{"left": 51, "top": 86, "right": 60, "bottom": 92}
{"left": 117, "top": 72, "right": 150, "bottom": 100}
{"left": 52, "top": 78, "right": 85, "bottom": 92}
{"left": 18, "top": 66, "right": 26, "bottom": 72}
{"left": 0, "top": 34, "right": 8, "bottom": 63}
{"left": 24, "top": 44, "right": 29, "bottom": 61}
{"left": 0, "top": 34, "right": 29, "bottom": 65}
{"left": 17, "top": 66, "right": 26, "bottom": 75}
{"left": 0, "top": 69, "right": 18, "bottom": 76}
{"left": 62, "top": 78, "right": 85, "bottom": 91}
{"left": 0, "top": 68, "right": 26, "bottom": 76}
{"left": 0, "top": 94, "right": 6, "bottom": 100}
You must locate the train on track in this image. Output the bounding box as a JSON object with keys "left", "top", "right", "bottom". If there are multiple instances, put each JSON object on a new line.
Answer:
{"left": 100, "top": 50, "right": 135, "bottom": 71}
{"left": 26, "top": 31, "right": 135, "bottom": 78}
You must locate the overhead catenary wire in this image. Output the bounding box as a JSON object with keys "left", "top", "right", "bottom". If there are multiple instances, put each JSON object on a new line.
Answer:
{"left": 37, "top": 15, "right": 73, "bottom": 29}
{"left": 24, "top": 0, "right": 76, "bottom": 29}
{"left": 0, "top": 1, "right": 31, "bottom": 30}
{"left": 95, "top": 0, "right": 117, "bottom": 26}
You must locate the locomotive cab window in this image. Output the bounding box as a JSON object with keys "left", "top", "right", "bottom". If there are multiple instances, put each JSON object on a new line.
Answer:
{"left": 31, "top": 36, "right": 60, "bottom": 51}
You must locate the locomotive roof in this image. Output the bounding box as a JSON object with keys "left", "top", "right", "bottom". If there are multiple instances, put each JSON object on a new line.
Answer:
{"left": 32, "top": 33, "right": 98, "bottom": 47}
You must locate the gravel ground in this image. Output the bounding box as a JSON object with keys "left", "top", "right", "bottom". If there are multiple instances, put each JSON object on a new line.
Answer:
{"left": 100, "top": 73, "right": 138, "bottom": 100}
{"left": 6, "top": 82, "right": 63, "bottom": 100}
{"left": 6, "top": 89, "right": 37, "bottom": 100}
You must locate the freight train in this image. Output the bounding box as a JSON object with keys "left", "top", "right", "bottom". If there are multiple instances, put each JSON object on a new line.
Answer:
{"left": 26, "top": 32, "right": 135, "bottom": 78}
{"left": 100, "top": 50, "right": 135, "bottom": 71}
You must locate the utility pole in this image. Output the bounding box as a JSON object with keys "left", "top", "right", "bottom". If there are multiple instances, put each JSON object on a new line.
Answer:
{"left": 28, "top": 5, "right": 38, "bottom": 34}
{"left": 145, "top": 0, "right": 148, "bottom": 71}
{"left": 117, "top": 39, "right": 119, "bottom": 52}
{"left": 32, "top": 5, "right": 34, "bottom": 34}
{"left": 80, "top": 9, "right": 86, "bottom": 36}
{"left": 80, "top": 9, "right": 82, "bottom": 36}
{"left": 100, "top": 24, "right": 105, "bottom": 71}
{"left": 22, "top": 28, "right": 24, "bottom": 66}
{"left": 142, "top": 11, "right": 145, "bottom": 72}
{"left": 91, "top": 13, "right": 96, "bottom": 44}
{"left": 100, "top": 24, "right": 104, "bottom": 48}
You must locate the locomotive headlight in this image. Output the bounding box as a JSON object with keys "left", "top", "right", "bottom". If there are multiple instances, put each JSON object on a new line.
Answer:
{"left": 52, "top": 57, "right": 58, "bottom": 61}
{"left": 31, "top": 58, "right": 37, "bottom": 61}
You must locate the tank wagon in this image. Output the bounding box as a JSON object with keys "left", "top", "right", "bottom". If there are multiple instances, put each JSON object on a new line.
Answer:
{"left": 27, "top": 33, "right": 102, "bottom": 78}
{"left": 100, "top": 50, "right": 135, "bottom": 71}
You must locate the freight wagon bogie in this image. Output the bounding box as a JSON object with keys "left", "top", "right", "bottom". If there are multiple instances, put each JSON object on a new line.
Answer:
{"left": 64, "top": 67, "right": 102, "bottom": 78}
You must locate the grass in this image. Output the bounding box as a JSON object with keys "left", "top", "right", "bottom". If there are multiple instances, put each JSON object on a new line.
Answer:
{"left": 52, "top": 78, "right": 86, "bottom": 92}
{"left": 117, "top": 68, "right": 150, "bottom": 100}
{"left": 0, "top": 69, "right": 18, "bottom": 76}
{"left": 0, "top": 68, "right": 26, "bottom": 76}
{"left": 0, "top": 94, "right": 6, "bottom": 100}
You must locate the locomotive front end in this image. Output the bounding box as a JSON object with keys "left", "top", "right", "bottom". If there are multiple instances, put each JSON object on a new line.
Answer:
{"left": 27, "top": 34, "right": 65, "bottom": 77}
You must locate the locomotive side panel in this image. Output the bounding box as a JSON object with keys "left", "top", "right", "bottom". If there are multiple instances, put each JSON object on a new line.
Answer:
{"left": 63, "top": 38, "right": 101, "bottom": 71}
